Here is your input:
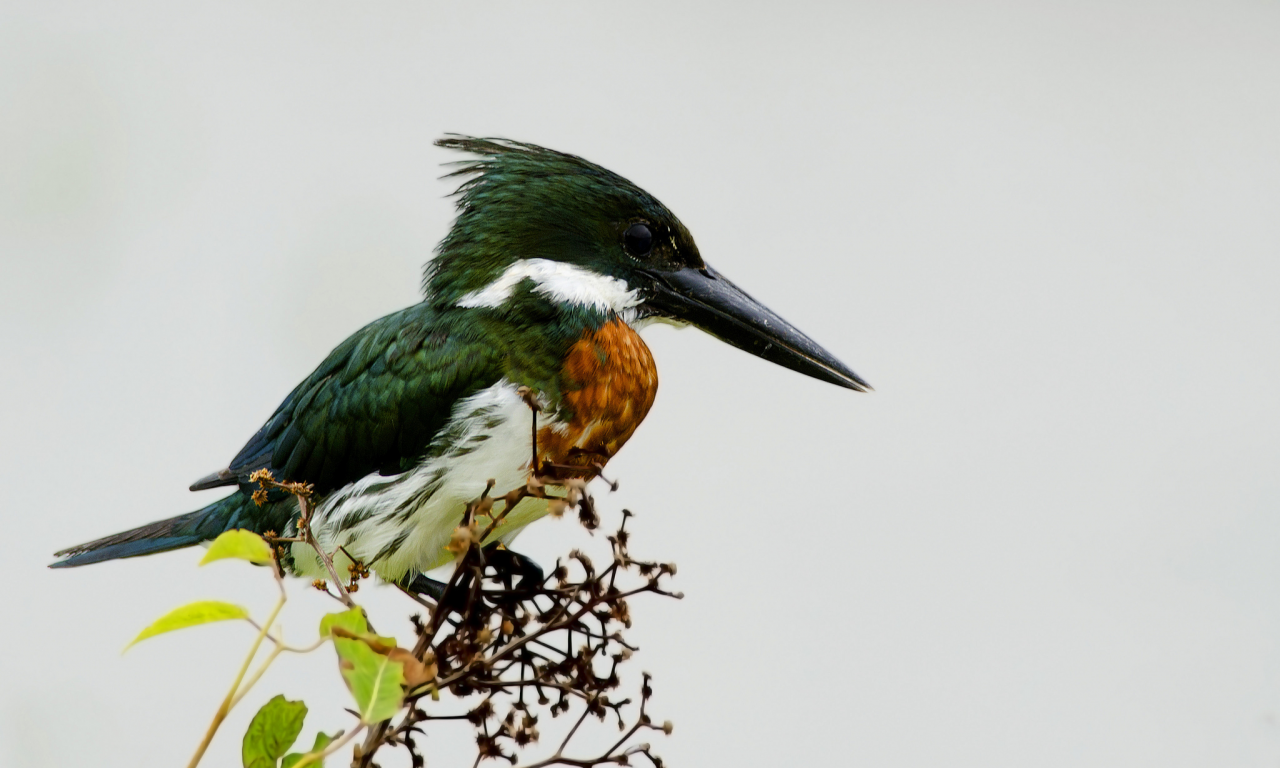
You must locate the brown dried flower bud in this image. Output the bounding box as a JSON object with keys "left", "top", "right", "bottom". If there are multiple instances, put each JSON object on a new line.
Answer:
{"left": 445, "top": 523, "right": 475, "bottom": 556}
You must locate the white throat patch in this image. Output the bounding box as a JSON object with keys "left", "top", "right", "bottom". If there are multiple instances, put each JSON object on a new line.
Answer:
{"left": 456, "top": 259, "right": 641, "bottom": 314}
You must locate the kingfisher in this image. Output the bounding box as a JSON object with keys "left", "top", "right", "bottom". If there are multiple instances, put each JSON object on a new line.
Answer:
{"left": 51, "top": 137, "right": 869, "bottom": 590}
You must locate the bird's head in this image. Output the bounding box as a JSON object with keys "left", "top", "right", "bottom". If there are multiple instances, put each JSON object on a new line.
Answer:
{"left": 425, "top": 136, "right": 869, "bottom": 392}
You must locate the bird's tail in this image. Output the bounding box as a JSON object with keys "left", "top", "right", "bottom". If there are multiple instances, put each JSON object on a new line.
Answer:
{"left": 50, "top": 493, "right": 257, "bottom": 568}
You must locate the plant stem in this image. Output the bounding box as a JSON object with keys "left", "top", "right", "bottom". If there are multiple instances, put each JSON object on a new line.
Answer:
{"left": 298, "top": 495, "right": 357, "bottom": 609}
{"left": 230, "top": 645, "right": 283, "bottom": 708}
{"left": 289, "top": 722, "right": 366, "bottom": 768}
{"left": 186, "top": 593, "right": 286, "bottom": 768}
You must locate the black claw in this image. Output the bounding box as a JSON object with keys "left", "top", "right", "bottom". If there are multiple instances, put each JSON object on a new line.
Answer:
{"left": 403, "top": 572, "right": 464, "bottom": 609}
{"left": 402, "top": 545, "right": 544, "bottom": 613}
{"left": 483, "top": 543, "right": 544, "bottom": 591}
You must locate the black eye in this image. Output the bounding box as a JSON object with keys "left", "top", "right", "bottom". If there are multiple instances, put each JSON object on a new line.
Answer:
{"left": 623, "top": 223, "right": 653, "bottom": 258}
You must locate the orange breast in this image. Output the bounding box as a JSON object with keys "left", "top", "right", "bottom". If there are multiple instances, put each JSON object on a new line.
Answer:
{"left": 537, "top": 319, "right": 658, "bottom": 477}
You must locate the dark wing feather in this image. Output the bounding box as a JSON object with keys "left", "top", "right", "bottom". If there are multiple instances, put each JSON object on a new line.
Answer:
{"left": 193, "top": 304, "right": 503, "bottom": 495}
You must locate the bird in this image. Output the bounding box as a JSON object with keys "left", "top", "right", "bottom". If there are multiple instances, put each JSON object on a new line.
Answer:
{"left": 51, "top": 136, "right": 869, "bottom": 591}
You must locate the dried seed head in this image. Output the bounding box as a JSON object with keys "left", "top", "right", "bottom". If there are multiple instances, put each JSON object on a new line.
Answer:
{"left": 445, "top": 524, "right": 475, "bottom": 556}
{"left": 579, "top": 502, "right": 600, "bottom": 530}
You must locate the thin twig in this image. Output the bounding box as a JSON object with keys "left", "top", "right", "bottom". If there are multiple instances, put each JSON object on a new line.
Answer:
{"left": 186, "top": 593, "right": 285, "bottom": 768}
{"left": 289, "top": 722, "right": 366, "bottom": 768}
{"left": 297, "top": 494, "right": 357, "bottom": 609}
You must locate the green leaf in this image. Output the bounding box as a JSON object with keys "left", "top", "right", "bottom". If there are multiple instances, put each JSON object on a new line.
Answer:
{"left": 281, "top": 731, "right": 339, "bottom": 768}
{"left": 319, "top": 607, "right": 368, "bottom": 638}
{"left": 334, "top": 636, "right": 405, "bottom": 723}
{"left": 125, "top": 600, "right": 249, "bottom": 651}
{"left": 201, "top": 529, "right": 274, "bottom": 566}
{"left": 242, "top": 694, "right": 307, "bottom": 768}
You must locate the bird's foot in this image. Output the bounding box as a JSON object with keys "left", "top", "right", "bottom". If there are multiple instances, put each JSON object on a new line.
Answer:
{"left": 401, "top": 542, "right": 544, "bottom": 612}
{"left": 402, "top": 572, "right": 457, "bottom": 606}
{"left": 482, "top": 542, "right": 545, "bottom": 593}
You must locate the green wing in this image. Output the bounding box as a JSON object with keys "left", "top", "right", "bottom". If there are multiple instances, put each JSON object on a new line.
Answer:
{"left": 194, "top": 303, "right": 503, "bottom": 495}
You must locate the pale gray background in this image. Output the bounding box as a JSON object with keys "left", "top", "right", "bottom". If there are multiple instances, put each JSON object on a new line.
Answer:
{"left": 3, "top": 2, "right": 1279, "bottom": 766}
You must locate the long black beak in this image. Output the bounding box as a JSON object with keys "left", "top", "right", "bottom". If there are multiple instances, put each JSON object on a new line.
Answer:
{"left": 642, "top": 264, "right": 871, "bottom": 392}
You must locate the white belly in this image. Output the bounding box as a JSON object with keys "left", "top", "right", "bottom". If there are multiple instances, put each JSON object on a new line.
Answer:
{"left": 287, "top": 380, "right": 549, "bottom": 582}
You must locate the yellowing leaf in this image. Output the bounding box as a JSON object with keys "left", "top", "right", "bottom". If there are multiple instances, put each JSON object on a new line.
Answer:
{"left": 319, "top": 607, "right": 368, "bottom": 638}
{"left": 328, "top": 626, "right": 398, "bottom": 653}
{"left": 334, "top": 635, "right": 405, "bottom": 723}
{"left": 125, "top": 600, "right": 249, "bottom": 651}
{"left": 242, "top": 694, "right": 307, "bottom": 768}
{"left": 200, "top": 529, "right": 273, "bottom": 566}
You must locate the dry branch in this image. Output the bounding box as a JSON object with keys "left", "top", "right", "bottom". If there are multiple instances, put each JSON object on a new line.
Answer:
{"left": 353, "top": 487, "right": 679, "bottom": 768}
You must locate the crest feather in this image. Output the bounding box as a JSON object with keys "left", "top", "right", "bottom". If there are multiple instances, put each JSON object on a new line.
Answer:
{"left": 423, "top": 136, "right": 663, "bottom": 302}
